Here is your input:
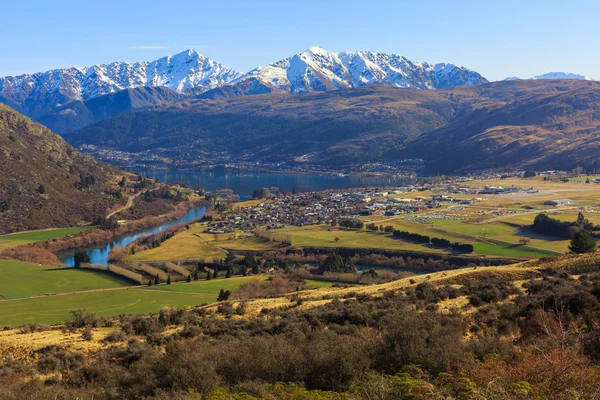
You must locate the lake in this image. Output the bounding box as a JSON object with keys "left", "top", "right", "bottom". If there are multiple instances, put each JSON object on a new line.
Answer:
{"left": 135, "top": 170, "right": 414, "bottom": 199}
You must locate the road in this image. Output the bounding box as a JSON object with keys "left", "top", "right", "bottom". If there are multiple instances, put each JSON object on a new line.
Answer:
{"left": 107, "top": 192, "right": 141, "bottom": 219}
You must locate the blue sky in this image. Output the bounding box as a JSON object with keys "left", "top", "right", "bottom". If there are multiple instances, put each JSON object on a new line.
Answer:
{"left": 1, "top": 0, "right": 599, "bottom": 81}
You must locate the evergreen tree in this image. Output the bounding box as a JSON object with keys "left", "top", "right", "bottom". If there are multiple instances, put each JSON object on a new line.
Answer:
{"left": 213, "top": 268, "right": 218, "bottom": 279}
{"left": 569, "top": 230, "right": 597, "bottom": 254}
{"left": 166, "top": 275, "right": 171, "bottom": 285}
{"left": 148, "top": 279, "right": 153, "bottom": 287}
{"left": 320, "top": 253, "right": 345, "bottom": 273}
{"left": 217, "top": 289, "right": 231, "bottom": 301}
{"left": 186, "top": 274, "right": 192, "bottom": 283}
{"left": 252, "top": 263, "right": 260, "bottom": 275}
{"left": 154, "top": 274, "right": 160, "bottom": 285}
{"left": 193, "top": 270, "right": 199, "bottom": 281}
{"left": 73, "top": 250, "right": 90, "bottom": 268}
{"left": 206, "top": 271, "right": 212, "bottom": 280}
{"left": 226, "top": 268, "right": 232, "bottom": 278}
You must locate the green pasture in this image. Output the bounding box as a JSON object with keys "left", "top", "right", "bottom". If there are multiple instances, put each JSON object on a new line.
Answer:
{"left": 0, "top": 227, "right": 92, "bottom": 251}
{"left": 0, "top": 275, "right": 258, "bottom": 326}
{"left": 0, "top": 260, "right": 128, "bottom": 300}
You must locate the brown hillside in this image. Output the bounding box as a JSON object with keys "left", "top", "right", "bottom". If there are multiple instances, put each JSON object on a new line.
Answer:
{"left": 64, "top": 79, "right": 600, "bottom": 171}
{"left": 401, "top": 83, "right": 600, "bottom": 173}
{"left": 0, "top": 104, "right": 126, "bottom": 233}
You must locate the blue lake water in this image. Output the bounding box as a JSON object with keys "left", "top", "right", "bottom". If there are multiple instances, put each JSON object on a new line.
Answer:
{"left": 135, "top": 170, "right": 414, "bottom": 200}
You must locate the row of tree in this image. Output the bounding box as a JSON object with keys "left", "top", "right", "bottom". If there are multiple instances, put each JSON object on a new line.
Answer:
{"left": 392, "top": 230, "right": 474, "bottom": 253}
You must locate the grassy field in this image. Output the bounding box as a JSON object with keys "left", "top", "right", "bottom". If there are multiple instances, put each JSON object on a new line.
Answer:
{"left": 143, "top": 276, "right": 261, "bottom": 293}
{"left": 0, "top": 260, "right": 129, "bottom": 300}
{"left": 130, "top": 224, "right": 284, "bottom": 262}
{"left": 0, "top": 276, "right": 259, "bottom": 327}
{"left": 304, "top": 279, "right": 337, "bottom": 288}
{"left": 130, "top": 227, "right": 227, "bottom": 262}
{"left": 0, "top": 227, "right": 92, "bottom": 251}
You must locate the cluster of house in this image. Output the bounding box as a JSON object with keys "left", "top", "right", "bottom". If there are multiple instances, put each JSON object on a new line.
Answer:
{"left": 205, "top": 185, "right": 480, "bottom": 232}
{"left": 202, "top": 179, "right": 560, "bottom": 233}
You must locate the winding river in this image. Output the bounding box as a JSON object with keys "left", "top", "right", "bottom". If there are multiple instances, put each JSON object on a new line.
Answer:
{"left": 58, "top": 206, "right": 208, "bottom": 266}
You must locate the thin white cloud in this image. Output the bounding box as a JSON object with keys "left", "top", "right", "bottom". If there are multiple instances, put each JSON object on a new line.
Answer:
{"left": 127, "top": 46, "right": 170, "bottom": 49}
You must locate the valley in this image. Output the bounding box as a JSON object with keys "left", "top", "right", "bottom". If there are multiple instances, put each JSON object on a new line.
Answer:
{"left": 3, "top": 26, "right": 600, "bottom": 399}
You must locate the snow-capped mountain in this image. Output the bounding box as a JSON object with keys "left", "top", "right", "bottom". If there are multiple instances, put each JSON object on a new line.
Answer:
{"left": 0, "top": 49, "right": 242, "bottom": 117}
{"left": 504, "top": 72, "right": 593, "bottom": 81}
{"left": 203, "top": 46, "right": 487, "bottom": 98}
{"left": 533, "top": 72, "right": 592, "bottom": 81}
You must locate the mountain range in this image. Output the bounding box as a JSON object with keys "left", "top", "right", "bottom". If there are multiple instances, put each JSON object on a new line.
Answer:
{"left": 504, "top": 72, "right": 593, "bottom": 81}
{"left": 0, "top": 47, "right": 487, "bottom": 120}
{"left": 3, "top": 48, "right": 600, "bottom": 176}
{"left": 0, "top": 49, "right": 242, "bottom": 118}
{"left": 200, "top": 46, "right": 488, "bottom": 98}
{"left": 63, "top": 79, "right": 600, "bottom": 173}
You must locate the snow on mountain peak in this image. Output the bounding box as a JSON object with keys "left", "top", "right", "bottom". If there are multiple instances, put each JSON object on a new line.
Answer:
{"left": 533, "top": 72, "right": 592, "bottom": 81}
{"left": 0, "top": 50, "right": 242, "bottom": 117}
{"left": 223, "top": 46, "right": 488, "bottom": 96}
{"left": 503, "top": 72, "right": 594, "bottom": 81}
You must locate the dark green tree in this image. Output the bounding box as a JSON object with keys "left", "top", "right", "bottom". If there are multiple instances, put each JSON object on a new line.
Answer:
{"left": 166, "top": 275, "right": 171, "bottom": 285}
{"left": 38, "top": 184, "right": 46, "bottom": 194}
{"left": 226, "top": 268, "right": 232, "bottom": 278}
{"left": 155, "top": 274, "right": 160, "bottom": 285}
{"left": 361, "top": 268, "right": 379, "bottom": 280}
{"left": 213, "top": 268, "right": 218, "bottom": 279}
{"left": 73, "top": 250, "right": 90, "bottom": 268}
{"left": 320, "top": 253, "right": 345, "bottom": 273}
{"left": 217, "top": 289, "right": 231, "bottom": 301}
{"left": 148, "top": 279, "right": 153, "bottom": 287}
{"left": 569, "top": 230, "right": 597, "bottom": 254}
{"left": 206, "top": 271, "right": 212, "bottom": 280}
{"left": 186, "top": 274, "right": 192, "bottom": 283}
{"left": 193, "top": 270, "right": 199, "bottom": 281}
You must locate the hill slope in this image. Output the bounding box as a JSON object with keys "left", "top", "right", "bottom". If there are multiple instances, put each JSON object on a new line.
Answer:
{"left": 65, "top": 85, "right": 476, "bottom": 166}
{"left": 0, "top": 104, "right": 125, "bottom": 233}
{"left": 65, "top": 80, "right": 600, "bottom": 171}
{"left": 400, "top": 81, "right": 600, "bottom": 173}
{"left": 37, "top": 86, "right": 185, "bottom": 134}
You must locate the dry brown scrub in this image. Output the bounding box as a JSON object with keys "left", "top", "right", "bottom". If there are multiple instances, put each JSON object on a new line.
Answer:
{"left": 0, "top": 247, "right": 62, "bottom": 266}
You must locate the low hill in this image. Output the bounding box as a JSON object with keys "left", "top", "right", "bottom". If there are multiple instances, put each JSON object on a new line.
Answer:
{"left": 37, "top": 86, "right": 184, "bottom": 134}
{"left": 0, "top": 104, "right": 126, "bottom": 233}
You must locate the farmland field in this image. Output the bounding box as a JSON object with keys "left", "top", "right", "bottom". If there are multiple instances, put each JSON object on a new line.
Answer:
{"left": 0, "top": 260, "right": 128, "bottom": 299}
{"left": 0, "top": 227, "right": 92, "bottom": 251}
{"left": 130, "top": 227, "right": 227, "bottom": 262}
{"left": 0, "top": 275, "right": 259, "bottom": 326}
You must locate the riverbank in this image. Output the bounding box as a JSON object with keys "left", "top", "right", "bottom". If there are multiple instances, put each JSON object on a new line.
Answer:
{"left": 0, "top": 200, "right": 209, "bottom": 266}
